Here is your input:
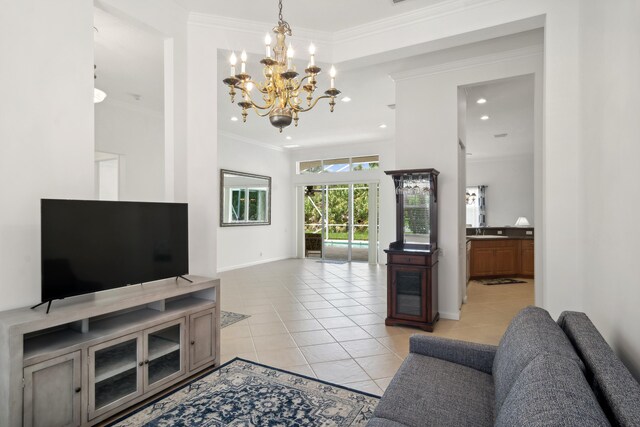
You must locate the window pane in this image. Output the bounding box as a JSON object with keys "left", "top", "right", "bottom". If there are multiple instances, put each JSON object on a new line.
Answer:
{"left": 323, "top": 158, "right": 350, "bottom": 173}
{"left": 300, "top": 160, "right": 322, "bottom": 174}
{"left": 352, "top": 155, "right": 379, "bottom": 171}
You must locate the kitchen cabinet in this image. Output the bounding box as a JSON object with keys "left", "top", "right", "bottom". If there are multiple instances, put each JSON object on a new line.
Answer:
{"left": 469, "top": 239, "right": 533, "bottom": 279}
{"left": 521, "top": 240, "right": 535, "bottom": 276}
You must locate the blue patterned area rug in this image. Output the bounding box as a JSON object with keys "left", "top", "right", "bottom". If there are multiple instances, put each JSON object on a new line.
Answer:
{"left": 109, "top": 358, "right": 379, "bottom": 426}
{"left": 221, "top": 310, "right": 250, "bottom": 328}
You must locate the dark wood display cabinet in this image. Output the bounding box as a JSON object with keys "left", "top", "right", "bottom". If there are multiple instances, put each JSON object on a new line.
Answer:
{"left": 384, "top": 169, "right": 440, "bottom": 332}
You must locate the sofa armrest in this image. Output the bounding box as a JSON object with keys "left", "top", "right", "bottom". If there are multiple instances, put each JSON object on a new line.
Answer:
{"left": 409, "top": 335, "right": 497, "bottom": 374}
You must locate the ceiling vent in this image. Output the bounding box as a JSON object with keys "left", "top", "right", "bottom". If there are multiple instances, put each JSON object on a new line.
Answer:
{"left": 387, "top": 104, "right": 396, "bottom": 110}
{"left": 494, "top": 133, "right": 508, "bottom": 138}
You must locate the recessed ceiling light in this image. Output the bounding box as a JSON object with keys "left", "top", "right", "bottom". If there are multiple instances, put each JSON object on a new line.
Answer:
{"left": 231, "top": 116, "right": 239, "bottom": 122}
{"left": 379, "top": 124, "right": 388, "bottom": 129}
{"left": 341, "top": 97, "right": 352, "bottom": 103}
{"left": 476, "top": 98, "right": 487, "bottom": 104}
{"left": 286, "top": 136, "right": 292, "bottom": 140}
{"left": 284, "top": 144, "right": 300, "bottom": 148}
{"left": 481, "top": 115, "right": 490, "bottom": 121}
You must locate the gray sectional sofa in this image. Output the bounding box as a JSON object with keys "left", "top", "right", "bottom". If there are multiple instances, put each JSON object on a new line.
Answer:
{"left": 368, "top": 306, "right": 640, "bottom": 426}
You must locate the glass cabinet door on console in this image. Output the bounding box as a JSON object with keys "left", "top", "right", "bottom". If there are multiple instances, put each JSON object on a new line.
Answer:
{"left": 88, "top": 333, "right": 143, "bottom": 420}
{"left": 144, "top": 319, "right": 185, "bottom": 392}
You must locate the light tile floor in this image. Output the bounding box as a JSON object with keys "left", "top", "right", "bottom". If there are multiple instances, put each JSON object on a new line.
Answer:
{"left": 220, "top": 259, "right": 534, "bottom": 396}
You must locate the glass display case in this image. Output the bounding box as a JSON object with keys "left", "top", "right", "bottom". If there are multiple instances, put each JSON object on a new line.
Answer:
{"left": 384, "top": 169, "right": 440, "bottom": 332}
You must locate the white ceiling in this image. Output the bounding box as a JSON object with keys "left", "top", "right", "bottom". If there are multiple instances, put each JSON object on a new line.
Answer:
{"left": 93, "top": 1, "right": 541, "bottom": 154}
{"left": 183, "top": 0, "right": 448, "bottom": 32}
{"left": 219, "top": 30, "right": 542, "bottom": 149}
{"left": 93, "top": 7, "right": 164, "bottom": 112}
{"left": 464, "top": 75, "right": 534, "bottom": 160}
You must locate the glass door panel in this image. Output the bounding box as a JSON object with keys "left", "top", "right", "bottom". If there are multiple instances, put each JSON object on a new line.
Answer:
{"left": 145, "top": 320, "right": 185, "bottom": 391}
{"left": 324, "top": 184, "right": 350, "bottom": 261}
{"left": 304, "top": 186, "right": 324, "bottom": 258}
{"left": 394, "top": 269, "right": 423, "bottom": 318}
{"left": 89, "top": 333, "right": 142, "bottom": 419}
{"left": 352, "top": 183, "right": 369, "bottom": 262}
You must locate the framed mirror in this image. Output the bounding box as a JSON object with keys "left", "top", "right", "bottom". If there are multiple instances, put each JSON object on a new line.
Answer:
{"left": 220, "top": 169, "right": 271, "bottom": 227}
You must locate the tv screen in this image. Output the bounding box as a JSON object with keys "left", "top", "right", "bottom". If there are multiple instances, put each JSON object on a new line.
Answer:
{"left": 41, "top": 199, "right": 188, "bottom": 302}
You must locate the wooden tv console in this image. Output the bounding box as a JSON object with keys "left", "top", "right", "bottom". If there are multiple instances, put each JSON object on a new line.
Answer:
{"left": 0, "top": 276, "right": 220, "bottom": 427}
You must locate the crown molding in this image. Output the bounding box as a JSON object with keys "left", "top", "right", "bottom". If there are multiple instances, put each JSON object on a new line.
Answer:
{"left": 218, "top": 130, "right": 284, "bottom": 152}
{"left": 188, "top": 12, "right": 334, "bottom": 45}
{"left": 390, "top": 44, "right": 542, "bottom": 82}
{"left": 334, "top": 0, "right": 505, "bottom": 44}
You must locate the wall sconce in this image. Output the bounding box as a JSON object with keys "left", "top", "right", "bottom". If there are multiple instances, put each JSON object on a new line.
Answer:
{"left": 515, "top": 217, "right": 530, "bottom": 226}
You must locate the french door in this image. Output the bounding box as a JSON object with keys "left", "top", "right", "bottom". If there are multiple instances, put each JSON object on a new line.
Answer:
{"left": 303, "top": 183, "right": 378, "bottom": 263}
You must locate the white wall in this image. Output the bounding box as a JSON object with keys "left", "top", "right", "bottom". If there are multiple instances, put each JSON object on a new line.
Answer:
{"left": 394, "top": 51, "right": 543, "bottom": 320}
{"left": 0, "top": 0, "right": 95, "bottom": 311}
{"left": 217, "top": 135, "right": 294, "bottom": 271}
{"left": 579, "top": 0, "right": 640, "bottom": 379}
{"left": 466, "top": 154, "right": 534, "bottom": 227}
{"left": 95, "top": 101, "right": 165, "bottom": 201}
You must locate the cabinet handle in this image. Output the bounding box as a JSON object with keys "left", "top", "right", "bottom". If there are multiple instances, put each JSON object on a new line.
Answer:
{"left": 144, "top": 360, "right": 149, "bottom": 365}
{"left": 139, "top": 361, "right": 144, "bottom": 367}
{"left": 191, "top": 340, "right": 196, "bottom": 345}
{"left": 75, "top": 387, "right": 81, "bottom": 393}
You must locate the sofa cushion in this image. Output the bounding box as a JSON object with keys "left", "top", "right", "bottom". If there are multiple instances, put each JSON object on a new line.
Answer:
{"left": 558, "top": 311, "right": 640, "bottom": 426}
{"left": 373, "top": 353, "right": 495, "bottom": 427}
{"left": 492, "top": 306, "right": 585, "bottom": 412}
{"left": 495, "top": 353, "right": 610, "bottom": 427}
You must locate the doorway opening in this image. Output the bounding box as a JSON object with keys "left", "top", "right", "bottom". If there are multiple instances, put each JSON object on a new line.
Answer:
{"left": 459, "top": 74, "right": 537, "bottom": 326}
{"left": 303, "top": 183, "right": 379, "bottom": 264}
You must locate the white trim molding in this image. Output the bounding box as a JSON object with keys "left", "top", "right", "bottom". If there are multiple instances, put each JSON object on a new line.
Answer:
{"left": 218, "top": 130, "right": 284, "bottom": 152}
{"left": 390, "top": 44, "right": 543, "bottom": 82}
{"left": 335, "top": 0, "right": 506, "bottom": 44}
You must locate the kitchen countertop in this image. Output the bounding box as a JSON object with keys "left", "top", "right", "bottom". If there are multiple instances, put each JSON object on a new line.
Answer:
{"left": 466, "top": 235, "right": 534, "bottom": 241}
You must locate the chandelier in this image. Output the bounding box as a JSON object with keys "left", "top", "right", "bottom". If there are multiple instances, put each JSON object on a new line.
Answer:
{"left": 222, "top": 0, "right": 341, "bottom": 132}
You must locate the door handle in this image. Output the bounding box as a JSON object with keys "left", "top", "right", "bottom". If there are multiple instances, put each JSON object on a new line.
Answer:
{"left": 75, "top": 387, "right": 81, "bottom": 393}
{"left": 191, "top": 340, "right": 196, "bottom": 345}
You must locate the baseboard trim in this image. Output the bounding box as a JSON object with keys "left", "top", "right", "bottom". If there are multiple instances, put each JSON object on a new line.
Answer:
{"left": 439, "top": 311, "right": 461, "bottom": 320}
{"left": 217, "top": 256, "right": 292, "bottom": 273}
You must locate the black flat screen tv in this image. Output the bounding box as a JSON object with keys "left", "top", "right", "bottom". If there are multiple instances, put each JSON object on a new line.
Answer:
{"left": 41, "top": 199, "right": 188, "bottom": 303}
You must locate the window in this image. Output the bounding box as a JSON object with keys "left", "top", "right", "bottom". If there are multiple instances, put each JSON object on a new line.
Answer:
{"left": 299, "top": 160, "right": 323, "bottom": 174}
{"left": 352, "top": 155, "right": 379, "bottom": 171}
{"left": 297, "top": 155, "right": 379, "bottom": 174}
{"left": 323, "top": 158, "right": 350, "bottom": 173}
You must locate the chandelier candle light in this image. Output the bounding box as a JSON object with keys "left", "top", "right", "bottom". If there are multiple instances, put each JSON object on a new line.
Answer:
{"left": 222, "top": 0, "right": 341, "bottom": 132}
